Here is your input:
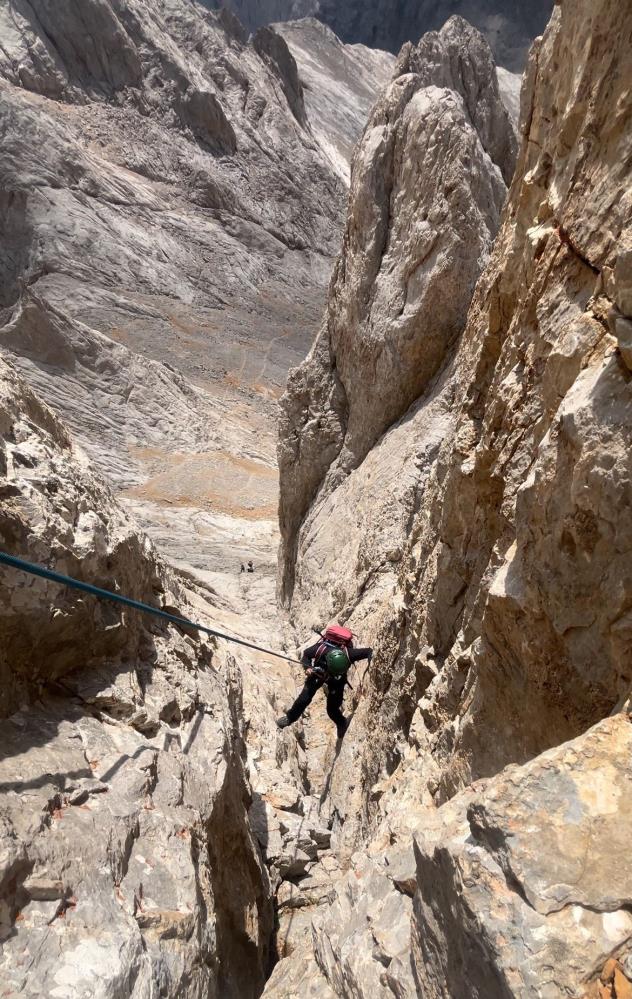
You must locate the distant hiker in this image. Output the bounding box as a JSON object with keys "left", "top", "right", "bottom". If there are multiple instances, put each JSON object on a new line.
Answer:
{"left": 240, "top": 563, "right": 245, "bottom": 573}
{"left": 247, "top": 561, "right": 255, "bottom": 573}
{"left": 276, "top": 624, "right": 372, "bottom": 740}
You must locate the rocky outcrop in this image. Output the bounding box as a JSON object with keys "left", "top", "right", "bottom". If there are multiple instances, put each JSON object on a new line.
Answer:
{"left": 214, "top": 0, "right": 553, "bottom": 70}
{"left": 253, "top": 24, "right": 307, "bottom": 127}
{"left": 275, "top": 19, "right": 395, "bottom": 182}
{"left": 273, "top": 0, "right": 632, "bottom": 995}
{"left": 0, "top": 356, "right": 274, "bottom": 996}
{"left": 278, "top": 16, "right": 514, "bottom": 605}
{"left": 412, "top": 715, "right": 632, "bottom": 997}
{"left": 0, "top": 352, "right": 164, "bottom": 717}
{"left": 270, "top": 714, "right": 632, "bottom": 998}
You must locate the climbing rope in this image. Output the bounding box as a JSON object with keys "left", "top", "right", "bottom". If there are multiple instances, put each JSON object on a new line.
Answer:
{"left": 0, "top": 550, "right": 302, "bottom": 666}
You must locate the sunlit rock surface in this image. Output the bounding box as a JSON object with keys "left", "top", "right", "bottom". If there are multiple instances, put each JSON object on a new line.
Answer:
{"left": 273, "top": 0, "right": 632, "bottom": 994}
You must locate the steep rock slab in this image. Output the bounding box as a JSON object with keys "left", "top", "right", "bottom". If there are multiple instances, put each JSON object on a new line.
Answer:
{"left": 273, "top": 7, "right": 632, "bottom": 996}
{"left": 278, "top": 16, "right": 513, "bottom": 604}
{"left": 275, "top": 18, "right": 395, "bottom": 182}
{"left": 280, "top": 0, "right": 632, "bottom": 852}
{"left": 0, "top": 2, "right": 342, "bottom": 334}
{"left": 387, "top": 0, "right": 632, "bottom": 799}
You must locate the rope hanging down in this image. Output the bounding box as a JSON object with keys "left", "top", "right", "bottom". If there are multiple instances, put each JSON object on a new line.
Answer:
{"left": 0, "top": 550, "right": 302, "bottom": 666}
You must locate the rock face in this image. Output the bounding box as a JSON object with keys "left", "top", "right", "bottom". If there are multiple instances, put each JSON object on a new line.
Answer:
{"left": 212, "top": 0, "right": 553, "bottom": 70}
{"left": 0, "top": 356, "right": 273, "bottom": 996}
{"left": 412, "top": 715, "right": 632, "bottom": 998}
{"left": 0, "top": 0, "right": 388, "bottom": 577}
{"left": 0, "top": 3, "right": 391, "bottom": 996}
{"left": 0, "top": 352, "right": 164, "bottom": 718}
{"left": 275, "top": 19, "right": 395, "bottom": 182}
{"left": 278, "top": 16, "right": 514, "bottom": 606}
{"left": 273, "top": 0, "right": 632, "bottom": 995}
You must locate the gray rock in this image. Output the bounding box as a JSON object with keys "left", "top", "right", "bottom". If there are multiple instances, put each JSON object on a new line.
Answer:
{"left": 180, "top": 88, "right": 237, "bottom": 151}
{"left": 211, "top": 0, "right": 553, "bottom": 71}
{"left": 412, "top": 716, "right": 632, "bottom": 997}
{"left": 276, "top": 847, "right": 312, "bottom": 879}
{"left": 275, "top": 19, "right": 394, "bottom": 182}
{"left": 0, "top": 0, "right": 388, "bottom": 580}
{"left": 253, "top": 25, "right": 307, "bottom": 126}
{"left": 278, "top": 16, "right": 511, "bottom": 606}
{"left": 0, "top": 358, "right": 274, "bottom": 996}
{"left": 273, "top": 2, "right": 632, "bottom": 996}
{"left": 609, "top": 310, "right": 632, "bottom": 372}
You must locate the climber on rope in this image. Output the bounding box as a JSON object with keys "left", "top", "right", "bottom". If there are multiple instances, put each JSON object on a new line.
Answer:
{"left": 276, "top": 624, "right": 373, "bottom": 740}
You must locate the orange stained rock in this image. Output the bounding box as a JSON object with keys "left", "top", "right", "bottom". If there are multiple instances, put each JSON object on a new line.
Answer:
{"left": 614, "top": 968, "right": 632, "bottom": 999}
{"left": 603, "top": 960, "right": 619, "bottom": 984}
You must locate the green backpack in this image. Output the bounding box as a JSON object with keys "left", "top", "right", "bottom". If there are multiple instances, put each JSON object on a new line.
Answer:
{"left": 326, "top": 647, "right": 350, "bottom": 677}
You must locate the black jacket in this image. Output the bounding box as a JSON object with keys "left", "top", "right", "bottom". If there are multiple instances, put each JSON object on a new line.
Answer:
{"left": 301, "top": 640, "right": 373, "bottom": 673}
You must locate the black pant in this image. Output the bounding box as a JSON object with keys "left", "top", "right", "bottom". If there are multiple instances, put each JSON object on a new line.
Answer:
{"left": 286, "top": 673, "right": 346, "bottom": 730}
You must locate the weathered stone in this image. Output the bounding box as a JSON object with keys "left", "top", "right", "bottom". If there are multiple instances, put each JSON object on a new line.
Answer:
{"left": 278, "top": 16, "right": 512, "bottom": 606}
{"left": 180, "top": 88, "right": 237, "bottom": 152}
{"left": 214, "top": 0, "right": 553, "bottom": 71}
{"left": 276, "top": 847, "right": 312, "bottom": 880}
{"left": 412, "top": 716, "right": 632, "bottom": 998}
{"left": 615, "top": 969, "right": 632, "bottom": 999}
{"left": 273, "top": 2, "right": 632, "bottom": 996}
{"left": 610, "top": 310, "right": 632, "bottom": 372}
{"left": 0, "top": 0, "right": 388, "bottom": 581}
{"left": 275, "top": 19, "right": 394, "bottom": 183}
{"left": 0, "top": 356, "right": 274, "bottom": 995}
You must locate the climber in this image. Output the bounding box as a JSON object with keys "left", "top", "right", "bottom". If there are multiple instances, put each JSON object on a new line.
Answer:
{"left": 247, "top": 560, "right": 255, "bottom": 573}
{"left": 276, "top": 624, "right": 373, "bottom": 740}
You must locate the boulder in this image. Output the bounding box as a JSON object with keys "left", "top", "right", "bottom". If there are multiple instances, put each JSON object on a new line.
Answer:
{"left": 412, "top": 716, "right": 632, "bottom": 997}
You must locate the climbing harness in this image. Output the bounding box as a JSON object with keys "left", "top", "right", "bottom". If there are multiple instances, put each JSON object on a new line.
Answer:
{"left": 0, "top": 550, "right": 302, "bottom": 666}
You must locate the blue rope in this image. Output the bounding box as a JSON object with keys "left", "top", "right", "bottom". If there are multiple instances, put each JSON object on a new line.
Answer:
{"left": 0, "top": 550, "right": 301, "bottom": 665}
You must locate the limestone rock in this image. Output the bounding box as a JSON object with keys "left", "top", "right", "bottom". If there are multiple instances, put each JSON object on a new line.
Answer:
{"left": 412, "top": 716, "right": 632, "bottom": 997}
{"left": 397, "top": 15, "right": 517, "bottom": 182}
{"left": 275, "top": 19, "right": 395, "bottom": 182}
{"left": 316, "top": 861, "right": 416, "bottom": 997}
{"left": 263, "top": 953, "right": 336, "bottom": 998}
{"left": 0, "top": 357, "right": 274, "bottom": 995}
{"left": 180, "top": 87, "right": 237, "bottom": 152}
{"left": 212, "top": 0, "right": 553, "bottom": 71}
{"left": 274, "top": 1, "right": 632, "bottom": 996}
{"left": 278, "top": 16, "right": 512, "bottom": 604}
{"left": 253, "top": 25, "right": 307, "bottom": 127}
{"left": 0, "top": 0, "right": 389, "bottom": 579}
{"left": 280, "top": 0, "right": 632, "bottom": 829}
{"left": 0, "top": 353, "right": 163, "bottom": 717}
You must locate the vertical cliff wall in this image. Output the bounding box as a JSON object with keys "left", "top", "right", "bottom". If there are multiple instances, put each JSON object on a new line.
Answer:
{"left": 278, "top": 16, "right": 516, "bottom": 610}
{"left": 272, "top": 1, "right": 632, "bottom": 994}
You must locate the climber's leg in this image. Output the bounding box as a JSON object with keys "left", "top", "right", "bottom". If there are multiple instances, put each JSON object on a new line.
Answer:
{"left": 326, "top": 681, "right": 348, "bottom": 738}
{"left": 280, "top": 673, "right": 323, "bottom": 726}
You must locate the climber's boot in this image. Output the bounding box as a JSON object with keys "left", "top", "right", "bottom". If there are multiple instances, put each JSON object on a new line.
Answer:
{"left": 276, "top": 714, "right": 290, "bottom": 729}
